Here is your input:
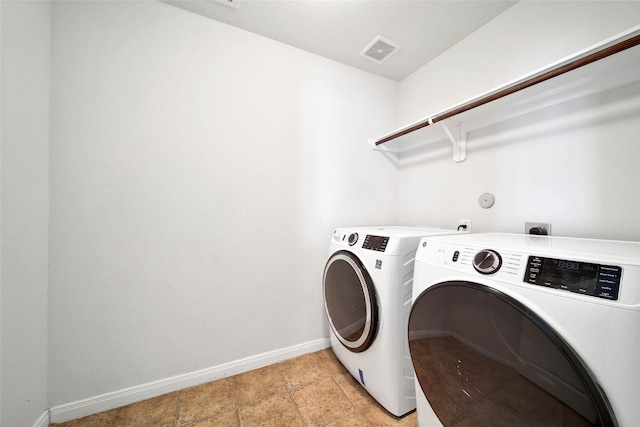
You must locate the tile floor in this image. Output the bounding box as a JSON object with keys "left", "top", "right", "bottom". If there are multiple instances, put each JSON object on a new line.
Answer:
{"left": 51, "top": 349, "right": 417, "bottom": 427}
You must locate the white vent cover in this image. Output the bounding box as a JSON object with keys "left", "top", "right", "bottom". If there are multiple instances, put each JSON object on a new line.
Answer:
{"left": 360, "top": 36, "right": 400, "bottom": 63}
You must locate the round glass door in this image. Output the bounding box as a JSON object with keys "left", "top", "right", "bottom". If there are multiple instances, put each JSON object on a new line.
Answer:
{"left": 323, "top": 251, "right": 378, "bottom": 353}
{"left": 408, "top": 281, "right": 616, "bottom": 427}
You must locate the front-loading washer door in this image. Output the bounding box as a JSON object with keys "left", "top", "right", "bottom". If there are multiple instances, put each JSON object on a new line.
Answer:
{"left": 323, "top": 250, "right": 378, "bottom": 353}
{"left": 408, "top": 281, "right": 616, "bottom": 427}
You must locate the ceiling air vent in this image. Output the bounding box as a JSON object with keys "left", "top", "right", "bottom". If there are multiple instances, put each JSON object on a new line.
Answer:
{"left": 360, "top": 36, "right": 400, "bottom": 64}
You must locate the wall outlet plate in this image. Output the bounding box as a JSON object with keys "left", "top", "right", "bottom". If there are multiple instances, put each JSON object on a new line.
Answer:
{"left": 525, "top": 222, "right": 551, "bottom": 235}
{"left": 458, "top": 219, "right": 471, "bottom": 232}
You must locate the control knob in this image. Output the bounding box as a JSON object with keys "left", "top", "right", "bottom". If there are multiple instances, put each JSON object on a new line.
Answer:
{"left": 348, "top": 233, "right": 359, "bottom": 246}
{"left": 473, "top": 249, "right": 502, "bottom": 274}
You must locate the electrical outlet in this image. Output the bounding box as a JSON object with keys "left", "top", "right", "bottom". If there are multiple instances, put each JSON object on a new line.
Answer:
{"left": 525, "top": 222, "right": 551, "bottom": 236}
{"left": 458, "top": 220, "right": 471, "bottom": 233}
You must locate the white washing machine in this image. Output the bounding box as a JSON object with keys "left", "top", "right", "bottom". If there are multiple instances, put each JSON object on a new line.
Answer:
{"left": 323, "top": 226, "right": 464, "bottom": 417}
{"left": 408, "top": 233, "right": 640, "bottom": 426}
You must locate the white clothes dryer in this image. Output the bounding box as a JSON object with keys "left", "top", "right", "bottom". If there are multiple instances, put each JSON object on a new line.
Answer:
{"left": 323, "top": 226, "right": 464, "bottom": 417}
{"left": 408, "top": 233, "right": 640, "bottom": 427}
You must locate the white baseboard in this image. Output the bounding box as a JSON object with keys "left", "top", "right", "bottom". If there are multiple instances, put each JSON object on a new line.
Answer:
{"left": 33, "top": 410, "right": 50, "bottom": 427}
{"left": 49, "top": 337, "right": 330, "bottom": 424}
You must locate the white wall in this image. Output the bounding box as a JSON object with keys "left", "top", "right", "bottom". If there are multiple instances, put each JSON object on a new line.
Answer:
{"left": 397, "top": 1, "right": 640, "bottom": 241}
{"left": 48, "top": 1, "right": 398, "bottom": 408}
{"left": 0, "top": 1, "right": 51, "bottom": 426}
{"left": 7, "top": 0, "right": 638, "bottom": 421}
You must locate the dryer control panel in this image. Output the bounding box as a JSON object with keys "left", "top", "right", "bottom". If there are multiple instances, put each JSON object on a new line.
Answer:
{"left": 524, "top": 256, "right": 622, "bottom": 300}
{"left": 362, "top": 235, "right": 389, "bottom": 252}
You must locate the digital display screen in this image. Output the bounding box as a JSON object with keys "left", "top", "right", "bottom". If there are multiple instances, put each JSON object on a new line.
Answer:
{"left": 362, "top": 235, "right": 389, "bottom": 252}
{"left": 524, "top": 256, "right": 621, "bottom": 300}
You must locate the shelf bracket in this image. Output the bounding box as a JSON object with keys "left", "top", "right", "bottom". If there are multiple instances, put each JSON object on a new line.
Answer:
{"left": 437, "top": 119, "right": 466, "bottom": 162}
{"left": 368, "top": 138, "right": 400, "bottom": 166}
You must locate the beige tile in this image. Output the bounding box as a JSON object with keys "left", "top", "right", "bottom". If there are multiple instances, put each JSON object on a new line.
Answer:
{"left": 322, "top": 412, "right": 369, "bottom": 427}
{"left": 52, "top": 409, "right": 117, "bottom": 427}
{"left": 238, "top": 391, "right": 303, "bottom": 427}
{"left": 177, "top": 378, "right": 235, "bottom": 426}
{"left": 315, "top": 349, "right": 348, "bottom": 375}
{"left": 277, "top": 348, "right": 346, "bottom": 390}
{"left": 398, "top": 411, "right": 418, "bottom": 426}
{"left": 54, "top": 350, "right": 419, "bottom": 427}
{"left": 185, "top": 409, "right": 239, "bottom": 427}
{"left": 111, "top": 392, "right": 178, "bottom": 427}
{"left": 291, "top": 377, "right": 353, "bottom": 425}
{"left": 333, "top": 372, "right": 376, "bottom": 408}
{"left": 359, "top": 404, "right": 418, "bottom": 426}
{"left": 278, "top": 353, "right": 331, "bottom": 389}
{"left": 234, "top": 364, "right": 286, "bottom": 406}
{"left": 278, "top": 352, "right": 330, "bottom": 389}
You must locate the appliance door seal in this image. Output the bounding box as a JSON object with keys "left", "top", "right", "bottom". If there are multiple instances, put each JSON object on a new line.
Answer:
{"left": 408, "top": 280, "right": 616, "bottom": 426}
{"left": 323, "top": 250, "right": 378, "bottom": 353}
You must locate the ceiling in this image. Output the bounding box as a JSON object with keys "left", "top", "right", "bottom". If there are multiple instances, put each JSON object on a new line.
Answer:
{"left": 163, "top": 0, "right": 517, "bottom": 81}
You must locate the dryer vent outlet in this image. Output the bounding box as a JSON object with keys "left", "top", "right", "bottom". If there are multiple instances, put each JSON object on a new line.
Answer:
{"left": 526, "top": 222, "right": 551, "bottom": 236}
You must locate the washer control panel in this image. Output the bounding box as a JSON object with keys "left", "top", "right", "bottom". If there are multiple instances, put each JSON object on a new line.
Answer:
{"left": 473, "top": 249, "right": 502, "bottom": 274}
{"left": 362, "top": 235, "right": 389, "bottom": 252}
{"left": 524, "top": 256, "right": 622, "bottom": 300}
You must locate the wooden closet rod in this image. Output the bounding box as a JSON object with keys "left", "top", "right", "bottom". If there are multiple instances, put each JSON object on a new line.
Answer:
{"left": 375, "top": 33, "right": 640, "bottom": 146}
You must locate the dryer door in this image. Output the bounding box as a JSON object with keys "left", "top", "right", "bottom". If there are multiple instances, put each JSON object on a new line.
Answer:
{"left": 323, "top": 250, "right": 378, "bottom": 353}
{"left": 408, "top": 281, "right": 616, "bottom": 427}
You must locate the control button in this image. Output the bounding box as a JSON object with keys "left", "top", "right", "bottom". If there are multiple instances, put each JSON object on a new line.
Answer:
{"left": 473, "top": 249, "right": 502, "bottom": 274}
{"left": 348, "top": 233, "right": 359, "bottom": 246}
{"left": 452, "top": 251, "right": 460, "bottom": 262}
